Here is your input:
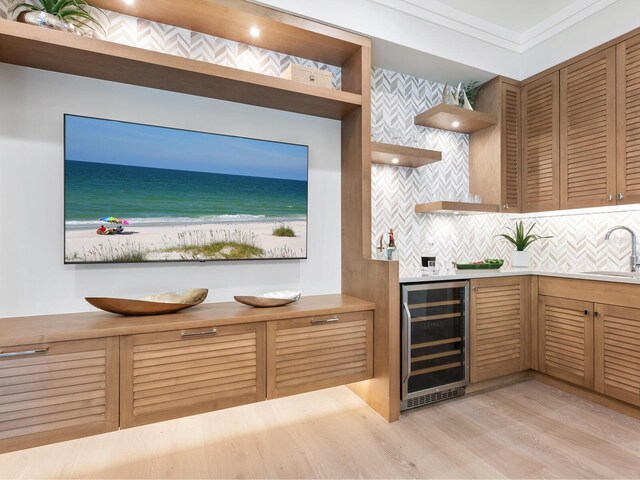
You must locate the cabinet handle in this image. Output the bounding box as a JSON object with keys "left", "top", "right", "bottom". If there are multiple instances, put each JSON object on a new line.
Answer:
{"left": 180, "top": 328, "right": 217, "bottom": 338}
{"left": 584, "top": 309, "right": 589, "bottom": 315}
{"left": 0, "top": 347, "right": 48, "bottom": 358}
{"left": 594, "top": 311, "right": 600, "bottom": 317}
{"left": 503, "top": 203, "right": 509, "bottom": 209}
{"left": 309, "top": 74, "right": 316, "bottom": 82}
{"left": 618, "top": 193, "right": 624, "bottom": 200}
{"left": 609, "top": 194, "right": 614, "bottom": 201}
{"left": 311, "top": 317, "right": 339, "bottom": 325}
{"left": 472, "top": 285, "right": 478, "bottom": 291}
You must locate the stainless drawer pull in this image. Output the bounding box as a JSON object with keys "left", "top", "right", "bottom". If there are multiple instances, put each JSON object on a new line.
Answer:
{"left": 181, "top": 328, "right": 217, "bottom": 338}
{"left": 0, "top": 347, "right": 48, "bottom": 358}
{"left": 311, "top": 317, "right": 339, "bottom": 325}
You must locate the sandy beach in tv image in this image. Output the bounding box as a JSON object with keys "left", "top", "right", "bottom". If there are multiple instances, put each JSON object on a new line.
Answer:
{"left": 64, "top": 115, "right": 308, "bottom": 263}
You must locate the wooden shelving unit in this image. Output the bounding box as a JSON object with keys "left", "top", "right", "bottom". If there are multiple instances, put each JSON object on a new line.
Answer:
{"left": 0, "top": 19, "right": 362, "bottom": 120}
{"left": 371, "top": 142, "right": 441, "bottom": 168}
{"left": 414, "top": 104, "right": 497, "bottom": 133}
{"left": 415, "top": 201, "right": 500, "bottom": 214}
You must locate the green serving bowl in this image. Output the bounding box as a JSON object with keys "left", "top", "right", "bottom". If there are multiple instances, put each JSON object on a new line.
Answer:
{"left": 454, "top": 259, "right": 504, "bottom": 270}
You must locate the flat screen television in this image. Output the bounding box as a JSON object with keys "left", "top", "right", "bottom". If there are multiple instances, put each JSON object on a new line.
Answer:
{"left": 64, "top": 114, "right": 308, "bottom": 264}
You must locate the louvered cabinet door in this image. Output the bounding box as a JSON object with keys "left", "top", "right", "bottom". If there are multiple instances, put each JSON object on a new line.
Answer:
{"left": 267, "top": 311, "right": 373, "bottom": 398}
{"left": 617, "top": 34, "right": 640, "bottom": 204}
{"left": 522, "top": 72, "right": 560, "bottom": 212}
{"left": 120, "top": 323, "right": 266, "bottom": 428}
{"left": 539, "top": 296, "right": 594, "bottom": 389}
{"left": 0, "top": 337, "right": 118, "bottom": 454}
{"left": 502, "top": 82, "right": 520, "bottom": 212}
{"left": 470, "top": 277, "right": 528, "bottom": 382}
{"left": 594, "top": 304, "right": 640, "bottom": 406}
{"left": 560, "top": 47, "right": 616, "bottom": 209}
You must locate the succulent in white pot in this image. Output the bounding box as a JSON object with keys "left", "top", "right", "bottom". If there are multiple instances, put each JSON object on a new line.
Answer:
{"left": 496, "top": 221, "right": 552, "bottom": 268}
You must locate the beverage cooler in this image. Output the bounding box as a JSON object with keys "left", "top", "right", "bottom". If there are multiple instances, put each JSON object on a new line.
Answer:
{"left": 401, "top": 281, "right": 469, "bottom": 411}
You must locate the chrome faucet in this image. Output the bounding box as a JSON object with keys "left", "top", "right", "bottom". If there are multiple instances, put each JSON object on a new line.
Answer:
{"left": 605, "top": 226, "right": 640, "bottom": 272}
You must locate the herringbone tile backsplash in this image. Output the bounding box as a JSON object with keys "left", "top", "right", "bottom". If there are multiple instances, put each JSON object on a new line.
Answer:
{"left": 5, "top": 1, "right": 639, "bottom": 275}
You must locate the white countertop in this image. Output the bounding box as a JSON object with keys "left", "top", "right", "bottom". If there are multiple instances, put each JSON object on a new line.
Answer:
{"left": 399, "top": 268, "right": 640, "bottom": 285}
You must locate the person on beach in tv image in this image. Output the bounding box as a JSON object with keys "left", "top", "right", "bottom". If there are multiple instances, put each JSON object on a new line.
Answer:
{"left": 65, "top": 115, "right": 308, "bottom": 263}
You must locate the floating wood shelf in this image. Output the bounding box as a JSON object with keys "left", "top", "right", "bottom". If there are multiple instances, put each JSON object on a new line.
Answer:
{"left": 415, "top": 201, "right": 500, "bottom": 215}
{"left": 414, "top": 104, "right": 498, "bottom": 133}
{"left": 371, "top": 142, "right": 441, "bottom": 168}
{"left": 0, "top": 19, "right": 362, "bottom": 120}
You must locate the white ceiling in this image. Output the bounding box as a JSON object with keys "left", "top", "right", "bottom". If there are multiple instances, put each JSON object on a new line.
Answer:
{"left": 370, "top": 0, "right": 619, "bottom": 52}
{"left": 256, "top": 0, "right": 637, "bottom": 81}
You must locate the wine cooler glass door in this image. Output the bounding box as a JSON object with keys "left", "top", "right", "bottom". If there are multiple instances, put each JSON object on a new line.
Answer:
{"left": 402, "top": 282, "right": 469, "bottom": 400}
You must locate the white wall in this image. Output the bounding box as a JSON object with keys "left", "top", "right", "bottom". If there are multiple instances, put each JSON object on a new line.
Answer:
{"left": 0, "top": 63, "right": 341, "bottom": 317}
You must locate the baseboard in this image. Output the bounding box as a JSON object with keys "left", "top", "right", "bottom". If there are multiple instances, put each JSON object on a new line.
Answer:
{"left": 466, "top": 371, "right": 531, "bottom": 396}
{"left": 529, "top": 371, "right": 640, "bottom": 421}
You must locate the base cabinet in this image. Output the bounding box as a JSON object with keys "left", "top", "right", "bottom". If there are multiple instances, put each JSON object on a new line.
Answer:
{"left": 470, "top": 276, "right": 529, "bottom": 382}
{"left": 538, "top": 295, "right": 594, "bottom": 389}
{"left": 120, "top": 323, "right": 266, "bottom": 428}
{"left": 594, "top": 303, "right": 640, "bottom": 406}
{"left": 0, "top": 337, "right": 119, "bottom": 453}
{"left": 267, "top": 311, "right": 373, "bottom": 398}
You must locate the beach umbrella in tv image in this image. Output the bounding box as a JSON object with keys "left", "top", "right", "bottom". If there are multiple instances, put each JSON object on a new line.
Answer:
{"left": 96, "top": 216, "right": 129, "bottom": 235}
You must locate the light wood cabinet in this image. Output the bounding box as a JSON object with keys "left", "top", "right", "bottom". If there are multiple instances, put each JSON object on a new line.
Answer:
{"left": 538, "top": 296, "right": 594, "bottom": 389}
{"left": 469, "top": 78, "right": 521, "bottom": 212}
{"left": 594, "top": 303, "right": 640, "bottom": 406}
{"left": 521, "top": 72, "right": 560, "bottom": 212}
{"left": 0, "top": 337, "right": 119, "bottom": 453}
{"left": 120, "top": 323, "right": 266, "bottom": 428}
{"left": 616, "top": 34, "right": 640, "bottom": 205}
{"left": 267, "top": 311, "right": 373, "bottom": 398}
{"left": 470, "top": 276, "right": 529, "bottom": 382}
{"left": 560, "top": 47, "right": 616, "bottom": 209}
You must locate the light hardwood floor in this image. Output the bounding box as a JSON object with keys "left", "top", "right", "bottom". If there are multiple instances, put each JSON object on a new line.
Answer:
{"left": 1, "top": 380, "right": 639, "bottom": 479}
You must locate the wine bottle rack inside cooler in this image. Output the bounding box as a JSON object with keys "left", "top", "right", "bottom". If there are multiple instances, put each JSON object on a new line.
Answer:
{"left": 401, "top": 281, "right": 469, "bottom": 411}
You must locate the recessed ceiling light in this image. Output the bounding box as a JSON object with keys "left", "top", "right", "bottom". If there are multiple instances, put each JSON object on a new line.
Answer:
{"left": 452, "top": 120, "right": 460, "bottom": 128}
{"left": 250, "top": 26, "right": 260, "bottom": 38}
{"left": 391, "top": 158, "right": 399, "bottom": 164}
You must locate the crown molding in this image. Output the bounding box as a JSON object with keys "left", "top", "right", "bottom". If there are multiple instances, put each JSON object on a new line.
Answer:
{"left": 369, "top": 0, "right": 619, "bottom": 53}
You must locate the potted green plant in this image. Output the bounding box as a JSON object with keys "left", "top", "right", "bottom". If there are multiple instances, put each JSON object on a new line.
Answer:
{"left": 12, "top": 0, "right": 106, "bottom": 36}
{"left": 497, "top": 221, "right": 552, "bottom": 268}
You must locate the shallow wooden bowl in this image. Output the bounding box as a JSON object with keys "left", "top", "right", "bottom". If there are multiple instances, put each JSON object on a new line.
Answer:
{"left": 233, "top": 296, "right": 296, "bottom": 308}
{"left": 86, "top": 288, "right": 208, "bottom": 316}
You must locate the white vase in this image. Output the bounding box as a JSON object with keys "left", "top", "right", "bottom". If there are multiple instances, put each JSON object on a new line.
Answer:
{"left": 511, "top": 250, "right": 530, "bottom": 268}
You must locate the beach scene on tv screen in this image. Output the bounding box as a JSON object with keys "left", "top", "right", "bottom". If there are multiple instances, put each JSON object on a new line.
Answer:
{"left": 64, "top": 115, "right": 308, "bottom": 263}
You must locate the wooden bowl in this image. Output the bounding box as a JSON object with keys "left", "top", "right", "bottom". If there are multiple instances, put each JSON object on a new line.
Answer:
{"left": 233, "top": 296, "right": 297, "bottom": 308}
{"left": 86, "top": 288, "right": 208, "bottom": 316}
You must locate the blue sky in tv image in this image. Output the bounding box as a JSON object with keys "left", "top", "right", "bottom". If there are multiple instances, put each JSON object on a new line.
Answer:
{"left": 65, "top": 115, "right": 308, "bottom": 181}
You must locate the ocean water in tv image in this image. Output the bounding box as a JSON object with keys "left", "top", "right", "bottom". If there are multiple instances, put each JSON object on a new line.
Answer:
{"left": 64, "top": 115, "right": 308, "bottom": 263}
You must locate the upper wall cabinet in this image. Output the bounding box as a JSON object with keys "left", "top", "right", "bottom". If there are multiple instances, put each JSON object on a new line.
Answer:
{"left": 560, "top": 47, "right": 616, "bottom": 209}
{"left": 469, "top": 78, "right": 521, "bottom": 212}
{"left": 616, "top": 34, "right": 640, "bottom": 205}
{"left": 521, "top": 72, "right": 560, "bottom": 212}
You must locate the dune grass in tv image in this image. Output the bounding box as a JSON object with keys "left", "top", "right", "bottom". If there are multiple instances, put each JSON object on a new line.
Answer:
{"left": 64, "top": 115, "right": 308, "bottom": 264}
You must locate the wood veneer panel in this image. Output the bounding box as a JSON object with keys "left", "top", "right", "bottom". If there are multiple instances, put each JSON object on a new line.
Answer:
{"left": 470, "top": 277, "right": 529, "bottom": 383}
{"left": 90, "top": 0, "right": 370, "bottom": 69}
{"left": 414, "top": 103, "right": 497, "bottom": 133}
{"left": 538, "top": 296, "right": 594, "bottom": 389}
{"left": 120, "top": 323, "right": 266, "bottom": 428}
{"left": 0, "top": 294, "right": 374, "bottom": 347}
{"left": 617, "top": 34, "right": 640, "bottom": 204}
{"left": 0, "top": 337, "right": 118, "bottom": 454}
{"left": 521, "top": 72, "right": 560, "bottom": 212}
{"left": 594, "top": 303, "right": 640, "bottom": 406}
{"left": 266, "top": 311, "right": 373, "bottom": 398}
{"left": 560, "top": 48, "right": 616, "bottom": 209}
{"left": 371, "top": 142, "right": 441, "bottom": 168}
{"left": 0, "top": 20, "right": 361, "bottom": 120}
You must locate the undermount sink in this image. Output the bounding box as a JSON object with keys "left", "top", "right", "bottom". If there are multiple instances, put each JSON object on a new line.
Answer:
{"left": 581, "top": 270, "right": 640, "bottom": 278}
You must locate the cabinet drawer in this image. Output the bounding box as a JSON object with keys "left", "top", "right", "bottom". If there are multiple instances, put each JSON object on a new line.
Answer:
{"left": 0, "top": 337, "right": 118, "bottom": 453}
{"left": 120, "top": 323, "right": 266, "bottom": 428}
{"left": 267, "top": 311, "right": 373, "bottom": 398}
